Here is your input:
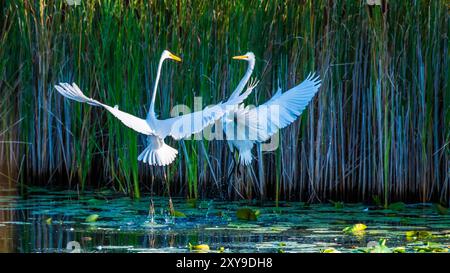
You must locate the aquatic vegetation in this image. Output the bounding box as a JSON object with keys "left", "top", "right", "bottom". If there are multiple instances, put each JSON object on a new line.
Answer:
{"left": 354, "top": 239, "right": 405, "bottom": 253}
{"left": 85, "top": 214, "right": 99, "bottom": 223}
{"left": 330, "top": 200, "right": 344, "bottom": 209}
{"left": 188, "top": 243, "right": 210, "bottom": 252}
{"left": 1, "top": 192, "right": 450, "bottom": 253}
{"left": 171, "top": 210, "right": 187, "bottom": 218}
{"left": 343, "top": 223, "right": 367, "bottom": 236}
{"left": 412, "top": 242, "right": 449, "bottom": 253}
{"left": 406, "top": 230, "right": 434, "bottom": 241}
{"left": 236, "top": 208, "right": 260, "bottom": 221}
{"left": 320, "top": 248, "right": 341, "bottom": 253}
{"left": 186, "top": 199, "right": 197, "bottom": 208}
{"left": 433, "top": 204, "right": 449, "bottom": 215}
{"left": 388, "top": 202, "right": 406, "bottom": 211}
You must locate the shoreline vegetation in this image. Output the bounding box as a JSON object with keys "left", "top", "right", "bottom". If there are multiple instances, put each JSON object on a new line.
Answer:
{"left": 0, "top": 1, "right": 448, "bottom": 204}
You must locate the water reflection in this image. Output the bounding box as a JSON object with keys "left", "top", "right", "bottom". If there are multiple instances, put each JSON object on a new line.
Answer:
{"left": 0, "top": 163, "right": 17, "bottom": 252}
{"left": 0, "top": 188, "right": 449, "bottom": 253}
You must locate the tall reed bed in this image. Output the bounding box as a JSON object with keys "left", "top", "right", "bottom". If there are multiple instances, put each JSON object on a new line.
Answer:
{"left": 0, "top": 0, "right": 448, "bottom": 204}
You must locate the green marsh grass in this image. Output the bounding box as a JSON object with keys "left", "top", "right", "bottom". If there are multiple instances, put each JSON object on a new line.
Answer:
{"left": 0, "top": 1, "right": 448, "bottom": 203}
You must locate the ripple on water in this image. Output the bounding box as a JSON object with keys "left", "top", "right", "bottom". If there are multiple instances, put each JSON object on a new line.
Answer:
{"left": 0, "top": 190, "right": 449, "bottom": 253}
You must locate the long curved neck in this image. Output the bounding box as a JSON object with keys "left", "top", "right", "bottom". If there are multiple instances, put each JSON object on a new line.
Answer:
{"left": 149, "top": 56, "right": 165, "bottom": 118}
{"left": 230, "top": 58, "right": 255, "bottom": 100}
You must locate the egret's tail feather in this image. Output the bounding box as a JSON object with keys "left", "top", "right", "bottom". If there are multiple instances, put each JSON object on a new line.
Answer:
{"left": 239, "top": 149, "right": 253, "bottom": 166}
{"left": 138, "top": 141, "right": 178, "bottom": 166}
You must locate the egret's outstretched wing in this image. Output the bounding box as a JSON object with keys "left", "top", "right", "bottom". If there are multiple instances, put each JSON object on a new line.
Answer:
{"left": 249, "top": 73, "right": 321, "bottom": 141}
{"left": 156, "top": 104, "right": 225, "bottom": 140}
{"left": 157, "top": 81, "right": 258, "bottom": 140}
{"left": 55, "top": 83, "right": 154, "bottom": 135}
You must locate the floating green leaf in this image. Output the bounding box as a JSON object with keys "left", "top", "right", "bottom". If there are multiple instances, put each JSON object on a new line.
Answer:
{"left": 172, "top": 210, "right": 186, "bottom": 218}
{"left": 406, "top": 230, "right": 433, "bottom": 241}
{"left": 413, "top": 242, "right": 449, "bottom": 253}
{"left": 85, "top": 214, "right": 99, "bottom": 222}
{"left": 188, "top": 243, "right": 210, "bottom": 252}
{"left": 320, "top": 248, "right": 341, "bottom": 253}
{"left": 236, "top": 208, "right": 260, "bottom": 221}
{"left": 388, "top": 202, "right": 406, "bottom": 211}
{"left": 343, "top": 223, "right": 367, "bottom": 235}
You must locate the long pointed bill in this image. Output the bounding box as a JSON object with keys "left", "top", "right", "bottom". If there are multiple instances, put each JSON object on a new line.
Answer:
{"left": 232, "top": 55, "right": 248, "bottom": 60}
{"left": 169, "top": 53, "right": 182, "bottom": 62}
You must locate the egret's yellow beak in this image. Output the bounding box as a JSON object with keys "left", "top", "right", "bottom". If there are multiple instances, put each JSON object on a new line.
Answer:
{"left": 232, "top": 55, "right": 248, "bottom": 60}
{"left": 169, "top": 53, "right": 182, "bottom": 62}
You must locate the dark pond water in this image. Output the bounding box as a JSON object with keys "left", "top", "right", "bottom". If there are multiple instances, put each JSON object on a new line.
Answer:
{"left": 0, "top": 187, "right": 449, "bottom": 253}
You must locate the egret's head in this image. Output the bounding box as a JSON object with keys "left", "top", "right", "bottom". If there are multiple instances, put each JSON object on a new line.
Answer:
{"left": 162, "top": 50, "right": 182, "bottom": 62}
{"left": 232, "top": 52, "right": 255, "bottom": 62}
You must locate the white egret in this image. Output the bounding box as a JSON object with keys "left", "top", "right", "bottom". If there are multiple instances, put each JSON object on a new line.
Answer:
{"left": 223, "top": 52, "right": 321, "bottom": 165}
{"left": 55, "top": 50, "right": 255, "bottom": 166}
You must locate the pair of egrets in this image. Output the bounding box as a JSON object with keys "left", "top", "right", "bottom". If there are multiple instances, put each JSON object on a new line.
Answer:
{"left": 55, "top": 50, "right": 321, "bottom": 167}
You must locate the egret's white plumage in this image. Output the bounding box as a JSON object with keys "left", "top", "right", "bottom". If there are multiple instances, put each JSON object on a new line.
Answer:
{"left": 223, "top": 52, "right": 322, "bottom": 165}
{"left": 55, "top": 50, "right": 255, "bottom": 166}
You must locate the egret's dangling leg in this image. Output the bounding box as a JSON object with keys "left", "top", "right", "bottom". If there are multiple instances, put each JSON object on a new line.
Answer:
{"left": 162, "top": 168, "right": 175, "bottom": 216}
{"left": 148, "top": 176, "right": 155, "bottom": 219}
{"left": 148, "top": 198, "right": 155, "bottom": 224}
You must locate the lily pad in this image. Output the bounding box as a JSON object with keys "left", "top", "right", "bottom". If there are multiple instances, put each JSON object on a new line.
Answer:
{"left": 406, "top": 230, "right": 433, "bottom": 241}
{"left": 388, "top": 202, "right": 406, "bottom": 211}
{"left": 320, "top": 248, "right": 341, "bottom": 253}
{"left": 188, "top": 243, "right": 210, "bottom": 252}
{"left": 343, "top": 223, "right": 367, "bottom": 235}
{"left": 236, "top": 208, "right": 260, "bottom": 221}
{"left": 171, "top": 210, "right": 186, "bottom": 218}
{"left": 412, "top": 242, "right": 449, "bottom": 253}
{"left": 85, "top": 214, "right": 99, "bottom": 222}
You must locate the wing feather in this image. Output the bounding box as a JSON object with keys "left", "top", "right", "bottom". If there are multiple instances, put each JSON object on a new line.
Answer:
{"left": 55, "top": 83, "right": 154, "bottom": 135}
{"left": 249, "top": 73, "right": 321, "bottom": 141}
{"left": 156, "top": 80, "right": 258, "bottom": 140}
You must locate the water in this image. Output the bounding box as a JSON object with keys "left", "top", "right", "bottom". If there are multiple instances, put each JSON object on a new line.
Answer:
{"left": 0, "top": 187, "right": 449, "bottom": 253}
